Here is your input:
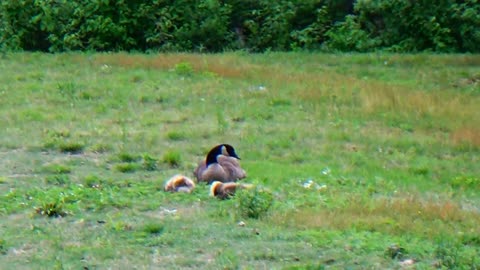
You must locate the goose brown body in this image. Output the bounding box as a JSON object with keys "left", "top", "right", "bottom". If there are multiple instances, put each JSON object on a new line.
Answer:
{"left": 194, "top": 144, "right": 246, "bottom": 184}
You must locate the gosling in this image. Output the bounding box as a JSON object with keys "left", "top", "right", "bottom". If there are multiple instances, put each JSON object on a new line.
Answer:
{"left": 209, "top": 181, "right": 254, "bottom": 200}
{"left": 164, "top": 174, "right": 196, "bottom": 193}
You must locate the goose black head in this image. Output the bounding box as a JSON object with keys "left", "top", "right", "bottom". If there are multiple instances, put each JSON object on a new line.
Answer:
{"left": 205, "top": 144, "right": 241, "bottom": 166}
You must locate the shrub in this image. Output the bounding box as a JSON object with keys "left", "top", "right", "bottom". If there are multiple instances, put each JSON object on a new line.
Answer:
{"left": 142, "top": 154, "right": 158, "bottom": 171}
{"left": 143, "top": 223, "right": 164, "bottom": 235}
{"left": 352, "top": 0, "right": 479, "bottom": 52}
{"left": 118, "top": 152, "right": 141, "bottom": 163}
{"left": 36, "top": 200, "right": 68, "bottom": 218}
{"left": 235, "top": 188, "right": 273, "bottom": 219}
{"left": 385, "top": 244, "right": 407, "bottom": 260}
{"left": 0, "top": 239, "right": 7, "bottom": 255}
{"left": 114, "top": 163, "right": 140, "bottom": 173}
{"left": 450, "top": 175, "right": 480, "bottom": 190}
{"left": 162, "top": 150, "right": 182, "bottom": 168}
{"left": 325, "top": 15, "right": 379, "bottom": 52}
{"left": 0, "top": 0, "right": 477, "bottom": 52}
{"left": 45, "top": 174, "right": 71, "bottom": 186}
{"left": 173, "top": 62, "right": 194, "bottom": 77}
{"left": 58, "top": 141, "right": 85, "bottom": 154}
{"left": 83, "top": 174, "right": 104, "bottom": 188}
{"left": 435, "top": 240, "right": 461, "bottom": 268}
{"left": 153, "top": 0, "right": 234, "bottom": 52}
{"left": 42, "top": 163, "right": 72, "bottom": 174}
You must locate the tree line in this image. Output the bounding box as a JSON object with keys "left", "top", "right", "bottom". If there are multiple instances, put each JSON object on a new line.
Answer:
{"left": 1, "top": 0, "right": 478, "bottom": 53}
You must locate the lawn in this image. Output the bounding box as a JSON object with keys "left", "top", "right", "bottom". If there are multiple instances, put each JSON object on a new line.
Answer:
{"left": 0, "top": 52, "right": 479, "bottom": 269}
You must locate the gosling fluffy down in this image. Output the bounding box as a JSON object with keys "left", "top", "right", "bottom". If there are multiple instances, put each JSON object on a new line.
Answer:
{"left": 194, "top": 144, "right": 246, "bottom": 184}
{"left": 209, "top": 181, "right": 254, "bottom": 200}
{"left": 164, "top": 174, "right": 196, "bottom": 193}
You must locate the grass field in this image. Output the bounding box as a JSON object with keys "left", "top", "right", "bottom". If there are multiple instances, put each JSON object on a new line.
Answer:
{"left": 0, "top": 52, "right": 479, "bottom": 269}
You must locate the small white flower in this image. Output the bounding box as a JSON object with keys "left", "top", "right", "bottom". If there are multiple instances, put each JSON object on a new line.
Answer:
{"left": 399, "top": 259, "right": 415, "bottom": 267}
{"left": 317, "top": 184, "right": 327, "bottom": 191}
{"left": 303, "top": 179, "right": 314, "bottom": 189}
{"left": 160, "top": 207, "right": 177, "bottom": 215}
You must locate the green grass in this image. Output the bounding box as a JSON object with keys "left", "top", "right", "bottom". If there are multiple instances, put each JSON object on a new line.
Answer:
{"left": 0, "top": 52, "right": 479, "bottom": 269}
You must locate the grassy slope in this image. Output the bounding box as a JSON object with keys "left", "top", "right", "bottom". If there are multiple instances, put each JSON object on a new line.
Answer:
{"left": 0, "top": 52, "right": 479, "bottom": 269}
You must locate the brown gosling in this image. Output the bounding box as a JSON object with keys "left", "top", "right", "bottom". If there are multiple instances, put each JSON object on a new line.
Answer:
{"left": 209, "top": 181, "right": 254, "bottom": 200}
{"left": 164, "top": 174, "right": 196, "bottom": 193}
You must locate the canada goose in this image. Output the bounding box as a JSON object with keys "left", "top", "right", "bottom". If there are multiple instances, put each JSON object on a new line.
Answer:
{"left": 209, "top": 181, "right": 254, "bottom": 200}
{"left": 164, "top": 174, "right": 196, "bottom": 193}
{"left": 194, "top": 144, "right": 246, "bottom": 184}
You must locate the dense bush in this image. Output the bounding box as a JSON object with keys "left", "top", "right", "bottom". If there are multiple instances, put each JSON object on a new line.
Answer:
{"left": 0, "top": 0, "right": 478, "bottom": 52}
{"left": 326, "top": 0, "right": 480, "bottom": 52}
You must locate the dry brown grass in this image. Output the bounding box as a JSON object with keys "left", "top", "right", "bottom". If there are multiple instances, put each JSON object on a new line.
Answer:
{"left": 357, "top": 81, "right": 471, "bottom": 121}
{"left": 387, "top": 54, "right": 480, "bottom": 67}
{"left": 94, "top": 53, "right": 202, "bottom": 70}
{"left": 275, "top": 194, "right": 480, "bottom": 238}
{"left": 92, "top": 53, "right": 262, "bottom": 79}
{"left": 451, "top": 127, "right": 480, "bottom": 148}
{"left": 90, "top": 53, "right": 480, "bottom": 150}
{"left": 274, "top": 70, "right": 479, "bottom": 137}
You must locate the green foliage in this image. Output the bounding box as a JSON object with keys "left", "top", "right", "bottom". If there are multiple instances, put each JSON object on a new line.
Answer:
{"left": 57, "top": 81, "right": 78, "bottom": 100}
{"left": 450, "top": 0, "right": 480, "bottom": 52}
{"left": 118, "top": 152, "right": 141, "bottom": 163}
{"left": 114, "top": 153, "right": 158, "bottom": 172}
{"left": 83, "top": 174, "right": 104, "bottom": 188}
{"left": 1, "top": 0, "right": 477, "bottom": 52}
{"left": 289, "top": 4, "right": 331, "bottom": 50}
{"left": 42, "top": 163, "right": 72, "bottom": 174}
{"left": 433, "top": 236, "right": 480, "bottom": 268}
{"left": 0, "top": 239, "right": 7, "bottom": 255}
{"left": 153, "top": 0, "right": 233, "bottom": 52}
{"left": 166, "top": 130, "right": 187, "bottom": 141}
{"left": 235, "top": 188, "right": 273, "bottom": 219}
{"left": 216, "top": 249, "right": 240, "bottom": 269}
{"left": 0, "top": 0, "right": 234, "bottom": 52}
{"left": 352, "top": 0, "right": 480, "bottom": 52}
{"left": 162, "top": 150, "right": 182, "bottom": 168}
{"left": 36, "top": 201, "right": 67, "bottom": 218}
{"left": 384, "top": 244, "right": 407, "bottom": 260}
{"left": 42, "top": 129, "right": 85, "bottom": 154}
{"left": 35, "top": 192, "right": 69, "bottom": 218}
{"left": 216, "top": 109, "right": 229, "bottom": 134}
{"left": 434, "top": 240, "right": 466, "bottom": 269}
{"left": 114, "top": 163, "right": 140, "bottom": 173}
{"left": 58, "top": 141, "right": 85, "bottom": 154}
{"left": 450, "top": 175, "right": 480, "bottom": 190}
{"left": 141, "top": 154, "right": 158, "bottom": 171}
{"left": 0, "top": 0, "right": 47, "bottom": 51}
{"left": 325, "top": 15, "right": 379, "bottom": 52}
{"left": 45, "top": 174, "right": 71, "bottom": 186}
{"left": 174, "top": 62, "right": 194, "bottom": 77}
{"left": 0, "top": 238, "right": 7, "bottom": 255}
{"left": 232, "top": 0, "right": 345, "bottom": 51}
{"left": 142, "top": 223, "right": 164, "bottom": 235}
{"left": 284, "top": 265, "right": 325, "bottom": 270}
